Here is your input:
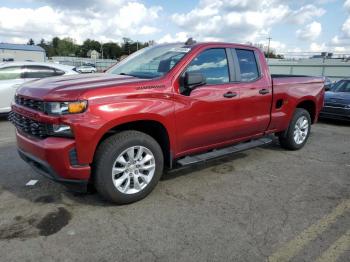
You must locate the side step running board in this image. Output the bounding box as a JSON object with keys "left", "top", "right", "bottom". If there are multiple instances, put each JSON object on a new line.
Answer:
{"left": 176, "top": 136, "right": 273, "bottom": 166}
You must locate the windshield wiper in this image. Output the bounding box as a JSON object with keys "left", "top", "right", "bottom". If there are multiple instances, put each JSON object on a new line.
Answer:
{"left": 119, "top": 73, "right": 138, "bottom": 77}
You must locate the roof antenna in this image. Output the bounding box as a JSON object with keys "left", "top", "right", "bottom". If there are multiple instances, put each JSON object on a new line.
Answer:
{"left": 185, "top": 37, "right": 196, "bottom": 45}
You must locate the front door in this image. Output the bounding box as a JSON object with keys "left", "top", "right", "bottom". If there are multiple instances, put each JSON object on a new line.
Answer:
{"left": 174, "top": 48, "right": 241, "bottom": 153}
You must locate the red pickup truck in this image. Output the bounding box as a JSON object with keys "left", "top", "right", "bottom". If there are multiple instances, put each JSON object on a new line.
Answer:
{"left": 10, "top": 41, "right": 325, "bottom": 204}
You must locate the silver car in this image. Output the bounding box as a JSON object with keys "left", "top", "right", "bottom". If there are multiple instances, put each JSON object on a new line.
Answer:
{"left": 75, "top": 65, "right": 97, "bottom": 73}
{"left": 0, "top": 62, "right": 77, "bottom": 115}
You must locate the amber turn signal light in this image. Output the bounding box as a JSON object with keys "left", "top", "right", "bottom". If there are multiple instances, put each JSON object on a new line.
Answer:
{"left": 68, "top": 101, "right": 87, "bottom": 114}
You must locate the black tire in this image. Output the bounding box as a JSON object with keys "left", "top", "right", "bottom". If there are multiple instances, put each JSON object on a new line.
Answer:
{"left": 279, "top": 108, "right": 311, "bottom": 150}
{"left": 93, "top": 131, "right": 164, "bottom": 204}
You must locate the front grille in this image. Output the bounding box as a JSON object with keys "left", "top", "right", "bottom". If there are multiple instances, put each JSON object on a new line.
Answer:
{"left": 15, "top": 95, "right": 44, "bottom": 112}
{"left": 9, "top": 111, "right": 50, "bottom": 139}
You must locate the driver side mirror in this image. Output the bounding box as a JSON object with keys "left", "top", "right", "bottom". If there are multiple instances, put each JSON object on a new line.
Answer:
{"left": 184, "top": 72, "right": 206, "bottom": 90}
{"left": 324, "top": 85, "right": 331, "bottom": 91}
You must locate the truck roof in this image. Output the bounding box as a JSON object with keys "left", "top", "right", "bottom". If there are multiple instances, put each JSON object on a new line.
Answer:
{"left": 160, "top": 41, "right": 261, "bottom": 51}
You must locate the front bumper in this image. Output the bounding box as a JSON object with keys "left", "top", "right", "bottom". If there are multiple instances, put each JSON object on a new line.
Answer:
{"left": 16, "top": 130, "right": 91, "bottom": 192}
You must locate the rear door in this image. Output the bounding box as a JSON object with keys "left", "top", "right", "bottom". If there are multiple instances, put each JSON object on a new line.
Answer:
{"left": 0, "top": 66, "right": 25, "bottom": 113}
{"left": 231, "top": 48, "right": 272, "bottom": 136}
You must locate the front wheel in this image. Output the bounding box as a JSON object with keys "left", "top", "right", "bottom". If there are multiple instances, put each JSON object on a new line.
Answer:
{"left": 279, "top": 108, "right": 311, "bottom": 150}
{"left": 93, "top": 131, "right": 164, "bottom": 204}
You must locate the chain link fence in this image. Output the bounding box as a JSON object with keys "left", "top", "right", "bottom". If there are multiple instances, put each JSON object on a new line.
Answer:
{"left": 50, "top": 56, "right": 118, "bottom": 72}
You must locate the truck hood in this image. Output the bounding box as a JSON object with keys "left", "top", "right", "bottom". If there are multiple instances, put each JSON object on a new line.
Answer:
{"left": 17, "top": 73, "right": 150, "bottom": 101}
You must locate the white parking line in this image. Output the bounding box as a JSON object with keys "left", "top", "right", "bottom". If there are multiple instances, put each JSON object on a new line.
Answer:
{"left": 268, "top": 200, "right": 350, "bottom": 262}
{"left": 315, "top": 230, "right": 350, "bottom": 262}
{"left": 26, "top": 180, "right": 38, "bottom": 186}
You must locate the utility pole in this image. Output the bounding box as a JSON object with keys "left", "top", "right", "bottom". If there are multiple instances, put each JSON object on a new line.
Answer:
{"left": 136, "top": 41, "right": 139, "bottom": 51}
{"left": 100, "top": 42, "right": 103, "bottom": 60}
{"left": 267, "top": 36, "right": 272, "bottom": 59}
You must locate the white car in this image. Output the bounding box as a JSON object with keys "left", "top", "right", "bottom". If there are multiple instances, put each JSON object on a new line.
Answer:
{"left": 75, "top": 65, "right": 97, "bottom": 73}
{"left": 0, "top": 62, "right": 77, "bottom": 115}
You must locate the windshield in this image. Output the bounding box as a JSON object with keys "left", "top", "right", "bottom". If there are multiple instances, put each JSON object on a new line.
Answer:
{"left": 107, "top": 44, "right": 191, "bottom": 79}
{"left": 331, "top": 80, "right": 350, "bottom": 92}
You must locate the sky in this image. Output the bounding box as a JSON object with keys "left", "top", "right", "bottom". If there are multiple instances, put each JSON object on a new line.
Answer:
{"left": 0, "top": 0, "right": 350, "bottom": 54}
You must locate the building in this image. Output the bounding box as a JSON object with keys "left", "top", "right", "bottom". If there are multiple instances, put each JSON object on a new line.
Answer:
{"left": 268, "top": 59, "right": 350, "bottom": 81}
{"left": 0, "top": 43, "right": 46, "bottom": 62}
{"left": 87, "top": 50, "right": 100, "bottom": 60}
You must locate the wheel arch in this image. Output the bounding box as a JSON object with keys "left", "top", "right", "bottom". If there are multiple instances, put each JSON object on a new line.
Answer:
{"left": 93, "top": 117, "right": 174, "bottom": 168}
{"left": 296, "top": 99, "right": 317, "bottom": 124}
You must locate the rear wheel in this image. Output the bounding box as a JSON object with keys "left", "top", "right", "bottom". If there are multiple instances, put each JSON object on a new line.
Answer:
{"left": 279, "top": 108, "right": 311, "bottom": 150}
{"left": 94, "top": 131, "right": 164, "bottom": 204}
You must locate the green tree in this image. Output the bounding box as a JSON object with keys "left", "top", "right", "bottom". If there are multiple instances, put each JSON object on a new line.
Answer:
{"left": 37, "top": 39, "right": 48, "bottom": 53}
{"left": 56, "top": 37, "right": 78, "bottom": 56}
{"left": 103, "top": 42, "right": 122, "bottom": 59}
{"left": 31, "top": 36, "right": 149, "bottom": 59}
{"left": 27, "top": 38, "right": 35, "bottom": 45}
{"left": 122, "top": 38, "right": 132, "bottom": 55}
{"left": 81, "top": 39, "right": 101, "bottom": 57}
{"left": 264, "top": 51, "right": 284, "bottom": 59}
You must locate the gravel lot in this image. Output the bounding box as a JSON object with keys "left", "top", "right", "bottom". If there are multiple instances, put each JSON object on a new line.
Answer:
{"left": 0, "top": 116, "right": 349, "bottom": 262}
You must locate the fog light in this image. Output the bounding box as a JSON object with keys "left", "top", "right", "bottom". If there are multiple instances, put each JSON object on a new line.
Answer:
{"left": 51, "top": 124, "right": 73, "bottom": 137}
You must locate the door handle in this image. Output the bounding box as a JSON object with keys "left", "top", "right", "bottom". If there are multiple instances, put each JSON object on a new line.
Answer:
{"left": 259, "top": 88, "right": 270, "bottom": 95}
{"left": 223, "top": 91, "right": 238, "bottom": 98}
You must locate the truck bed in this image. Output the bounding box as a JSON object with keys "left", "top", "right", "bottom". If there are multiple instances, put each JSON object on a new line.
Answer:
{"left": 268, "top": 74, "right": 325, "bottom": 132}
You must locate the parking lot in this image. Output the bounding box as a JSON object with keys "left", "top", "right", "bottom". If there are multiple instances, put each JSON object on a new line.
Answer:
{"left": 0, "top": 117, "right": 349, "bottom": 261}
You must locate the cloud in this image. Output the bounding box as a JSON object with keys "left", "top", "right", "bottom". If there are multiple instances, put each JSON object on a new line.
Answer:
{"left": 309, "top": 42, "right": 326, "bottom": 52}
{"left": 167, "top": 0, "right": 325, "bottom": 46}
{"left": 288, "top": 5, "right": 325, "bottom": 25}
{"left": 296, "top": 21, "right": 322, "bottom": 41}
{"left": 328, "top": 0, "right": 350, "bottom": 51}
{"left": 341, "top": 17, "right": 350, "bottom": 38}
{"left": 158, "top": 32, "right": 189, "bottom": 43}
{"left": 39, "top": 0, "right": 126, "bottom": 11}
{"left": 345, "top": 0, "right": 350, "bottom": 12}
{"left": 0, "top": 1, "right": 162, "bottom": 44}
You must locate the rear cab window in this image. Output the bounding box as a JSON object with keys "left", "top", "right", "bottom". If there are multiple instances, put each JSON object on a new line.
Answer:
{"left": 234, "top": 49, "right": 260, "bottom": 82}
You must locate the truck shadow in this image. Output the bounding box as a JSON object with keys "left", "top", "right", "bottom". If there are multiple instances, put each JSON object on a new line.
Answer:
{"left": 0, "top": 140, "right": 279, "bottom": 207}
{"left": 162, "top": 152, "right": 248, "bottom": 181}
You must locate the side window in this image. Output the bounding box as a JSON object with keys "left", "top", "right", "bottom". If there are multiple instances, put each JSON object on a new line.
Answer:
{"left": 186, "top": 49, "right": 229, "bottom": 85}
{"left": 0, "top": 66, "right": 23, "bottom": 80}
{"left": 54, "top": 69, "right": 65, "bottom": 76}
{"left": 24, "top": 66, "right": 56, "bottom": 79}
{"left": 235, "top": 49, "right": 259, "bottom": 82}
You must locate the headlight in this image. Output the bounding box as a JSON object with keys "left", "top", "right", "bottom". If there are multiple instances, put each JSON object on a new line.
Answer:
{"left": 45, "top": 101, "right": 87, "bottom": 115}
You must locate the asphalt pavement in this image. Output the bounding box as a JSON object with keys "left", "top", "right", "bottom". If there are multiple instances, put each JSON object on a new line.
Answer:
{"left": 0, "top": 116, "right": 349, "bottom": 262}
